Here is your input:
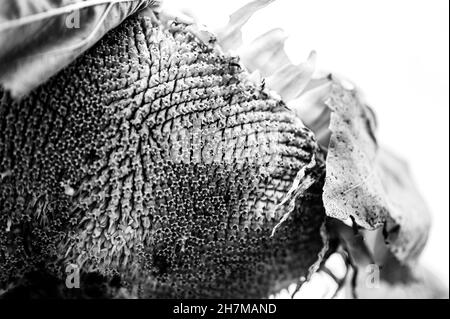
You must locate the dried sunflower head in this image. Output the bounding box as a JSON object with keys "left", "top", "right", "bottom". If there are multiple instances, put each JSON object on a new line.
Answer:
{"left": 0, "top": 10, "right": 328, "bottom": 298}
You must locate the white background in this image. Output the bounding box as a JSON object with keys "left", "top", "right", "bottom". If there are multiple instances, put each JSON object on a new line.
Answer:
{"left": 162, "top": 0, "right": 449, "bottom": 288}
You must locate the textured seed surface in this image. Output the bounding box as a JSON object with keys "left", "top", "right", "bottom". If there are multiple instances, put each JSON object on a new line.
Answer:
{"left": 0, "top": 16, "right": 325, "bottom": 298}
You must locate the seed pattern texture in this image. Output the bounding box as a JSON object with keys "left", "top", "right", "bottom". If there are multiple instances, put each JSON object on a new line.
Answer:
{"left": 0, "top": 15, "right": 326, "bottom": 298}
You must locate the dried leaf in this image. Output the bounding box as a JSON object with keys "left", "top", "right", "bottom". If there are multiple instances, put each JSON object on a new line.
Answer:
{"left": 375, "top": 148, "right": 431, "bottom": 262}
{"left": 308, "top": 81, "right": 431, "bottom": 264}
{"left": 0, "top": 0, "right": 156, "bottom": 98}
{"left": 322, "top": 82, "right": 387, "bottom": 229}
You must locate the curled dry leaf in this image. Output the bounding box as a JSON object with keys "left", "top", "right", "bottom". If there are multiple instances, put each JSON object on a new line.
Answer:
{"left": 319, "top": 82, "right": 431, "bottom": 264}
{"left": 322, "top": 83, "right": 387, "bottom": 230}
{"left": 0, "top": 0, "right": 157, "bottom": 98}
{"left": 375, "top": 148, "right": 431, "bottom": 263}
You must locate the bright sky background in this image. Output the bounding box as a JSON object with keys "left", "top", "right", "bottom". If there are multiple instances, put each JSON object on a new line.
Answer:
{"left": 162, "top": 0, "right": 449, "bottom": 290}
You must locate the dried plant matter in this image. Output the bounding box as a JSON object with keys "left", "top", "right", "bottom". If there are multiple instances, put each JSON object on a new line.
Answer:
{"left": 0, "top": 0, "right": 447, "bottom": 299}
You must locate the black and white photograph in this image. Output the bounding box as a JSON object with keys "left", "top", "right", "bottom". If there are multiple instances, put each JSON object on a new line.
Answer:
{"left": 0, "top": 0, "right": 448, "bottom": 306}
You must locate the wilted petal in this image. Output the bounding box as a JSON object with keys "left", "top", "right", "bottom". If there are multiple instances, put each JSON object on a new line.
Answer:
{"left": 239, "top": 28, "right": 292, "bottom": 76}
{"left": 216, "top": 0, "right": 274, "bottom": 52}
{"left": 266, "top": 51, "right": 316, "bottom": 102}
{"left": 288, "top": 77, "right": 333, "bottom": 146}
